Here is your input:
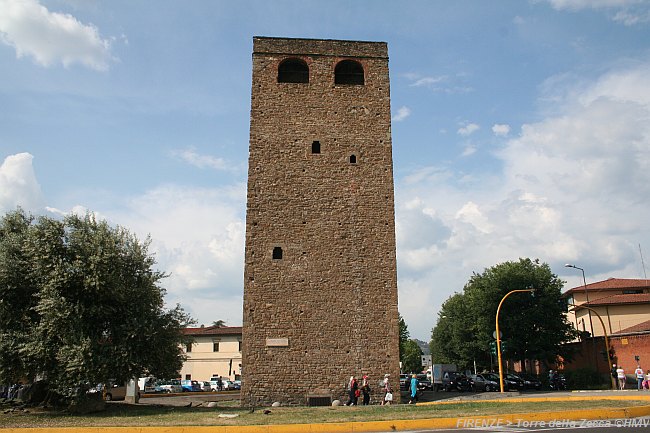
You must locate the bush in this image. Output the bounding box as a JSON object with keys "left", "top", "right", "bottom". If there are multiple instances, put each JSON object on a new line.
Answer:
{"left": 564, "top": 368, "right": 608, "bottom": 390}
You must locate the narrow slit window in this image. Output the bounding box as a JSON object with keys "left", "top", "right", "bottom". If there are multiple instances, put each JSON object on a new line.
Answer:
{"left": 272, "top": 246, "right": 283, "bottom": 260}
{"left": 312, "top": 141, "right": 321, "bottom": 154}
{"left": 349, "top": 154, "right": 357, "bottom": 164}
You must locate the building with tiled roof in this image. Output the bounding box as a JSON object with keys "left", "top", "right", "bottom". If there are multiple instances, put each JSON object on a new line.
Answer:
{"left": 562, "top": 278, "right": 650, "bottom": 337}
{"left": 179, "top": 326, "right": 242, "bottom": 382}
{"left": 615, "top": 319, "right": 650, "bottom": 335}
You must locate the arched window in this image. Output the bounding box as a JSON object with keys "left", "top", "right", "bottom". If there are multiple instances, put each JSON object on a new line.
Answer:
{"left": 278, "top": 58, "right": 309, "bottom": 83}
{"left": 312, "top": 141, "right": 321, "bottom": 154}
{"left": 335, "top": 60, "right": 364, "bottom": 85}
{"left": 272, "top": 246, "right": 283, "bottom": 260}
{"left": 349, "top": 154, "right": 357, "bottom": 164}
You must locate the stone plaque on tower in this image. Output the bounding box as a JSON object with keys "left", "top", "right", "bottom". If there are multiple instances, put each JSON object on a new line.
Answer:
{"left": 241, "top": 37, "right": 400, "bottom": 406}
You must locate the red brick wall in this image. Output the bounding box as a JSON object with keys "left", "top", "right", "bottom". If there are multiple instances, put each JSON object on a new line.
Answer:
{"left": 560, "top": 333, "right": 650, "bottom": 376}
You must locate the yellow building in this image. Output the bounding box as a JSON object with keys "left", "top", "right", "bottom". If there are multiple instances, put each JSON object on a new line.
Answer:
{"left": 179, "top": 326, "right": 242, "bottom": 382}
{"left": 563, "top": 278, "right": 650, "bottom": 337}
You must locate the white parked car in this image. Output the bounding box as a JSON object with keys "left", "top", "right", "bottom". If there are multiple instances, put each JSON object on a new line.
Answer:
{"left": 199, "top": 381, "right": 212, "bottom": 392}
{"left": 221, "top": 379, "right": 235, "bottom": 390}
{"left": 156, "top": 379, "right": 182, "bottom": 394}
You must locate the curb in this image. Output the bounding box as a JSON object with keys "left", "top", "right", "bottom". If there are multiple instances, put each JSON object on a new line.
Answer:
{"left": 2, "top": 396, "right": 650, "bottom": 433}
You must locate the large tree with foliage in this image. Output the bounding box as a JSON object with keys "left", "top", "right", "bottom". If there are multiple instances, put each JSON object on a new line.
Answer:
{"left": 430, "top": 258, "right": 578, "bottom": 372}
{"left": 0, "top": 209, "right": 193, "bottom": 400}
{"left": 398, "top": 314, "right": 424, "bottom": 373}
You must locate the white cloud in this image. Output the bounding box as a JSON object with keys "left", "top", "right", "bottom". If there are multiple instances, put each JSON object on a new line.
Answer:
{"left": 111, "top": 184, "right": 246, "bottom": 325}
{"left": 545, "top": 0, "right": 644, "bottom": 10}
{"left": 0, "top": 0, "right": 115, "bottom": 70}
{"left": 461, "top": 144, "right": 477, "bottom": 157}
{"left": 409, "top": 75, "right": 447, "bottom": 87}
{"left": 457, "top": 123, "right": 480, "bottom": 136}
{"left": 403, "top": 72, "right": 473, "bottom": 94}
{"left": 171, "top": 147, "right": 232, "bottom": 171}
{"left": 392, "top": 106, "right": 411, "bottom": 122}
{"left": 395, "top": 60, "right": 650, "bottom": 339}
{"left": 492, "top": 124, "right": 511, "bottom": 136}
{"left": 543, "top": 0, "right": 650, "bottom": 25}
{"left": 0, "top": 152, "right": 44, "bottom": 214}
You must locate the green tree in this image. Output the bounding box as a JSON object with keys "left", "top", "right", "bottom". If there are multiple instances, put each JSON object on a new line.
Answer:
{"left": 398, "top": 313, "right": 409, "bottom": 362}
{"left": 431, "top": 258, "right": 578, "bottom": 372}
{"left": 402, "top": 339, "right": 424, "bottom": 373}
{"left": 0, "top": 209, "right": 193, "bottom": 401}
{"left": 212, "top": 320, "right": 226, "bottom": 328}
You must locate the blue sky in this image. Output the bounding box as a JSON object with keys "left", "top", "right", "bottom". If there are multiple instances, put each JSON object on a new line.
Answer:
{"left": 2, "top": 0, "right": 650, "bottom": 340}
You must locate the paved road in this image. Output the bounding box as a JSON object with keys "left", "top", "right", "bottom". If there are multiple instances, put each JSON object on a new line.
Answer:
{"left": 138, "top": 388, "right": 645, "bottom": 406}
{"left": 140, "top": 391, "right": 240, "bottom": 407}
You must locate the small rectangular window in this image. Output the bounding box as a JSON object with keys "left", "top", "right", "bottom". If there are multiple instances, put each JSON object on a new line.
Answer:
{"left": 185, "top": 374, "right": 191, "bottom": 380}
{"left": 273, "top": 246, "right": 283, "bottom": 260}
{"left": 186, "top": 343, "right": 192, "bottom": 353}
{"left": 238, "top": 341, "right": 242, "bottom": 352}
{"left": 311, "top": 141, "right": 321, "bottom": 154}
{"left": 213, "top": 342, "right": 220, "bottom": 352}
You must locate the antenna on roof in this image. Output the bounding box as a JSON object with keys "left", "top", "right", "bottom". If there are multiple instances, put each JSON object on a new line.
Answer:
{"left": 639, "top": 244, "right": 648, "bottom": 285}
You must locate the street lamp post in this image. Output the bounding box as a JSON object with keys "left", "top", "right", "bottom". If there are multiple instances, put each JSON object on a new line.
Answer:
{"left": 565, "top": 264, "right": 598, "bottom": 367}
{"left": 496, "top": 289, "right": 534, "bottom": 393}
{"left": 567, "top": 302, "right": 614, "bottom": 389}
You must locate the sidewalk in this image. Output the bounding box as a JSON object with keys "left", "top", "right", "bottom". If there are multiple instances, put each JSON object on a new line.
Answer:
{"left": 2, "top": 391, "right": 650, "bottom": 433}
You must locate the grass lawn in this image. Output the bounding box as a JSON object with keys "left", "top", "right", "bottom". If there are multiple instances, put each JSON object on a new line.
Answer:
{"left": 1, "top": 398, "right": 648, "bottom": 428}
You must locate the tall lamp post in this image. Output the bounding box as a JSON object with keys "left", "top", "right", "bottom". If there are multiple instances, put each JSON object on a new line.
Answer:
{"left": 496, "top": 289, "right": 534, "bottom": 393}
{"left": 565, "top": 264, "right": 598, "bottom": 367}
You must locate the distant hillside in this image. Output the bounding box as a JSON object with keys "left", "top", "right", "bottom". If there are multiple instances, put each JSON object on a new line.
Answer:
{"left": 414, "top": 339, "right": 430, "bottom": 355}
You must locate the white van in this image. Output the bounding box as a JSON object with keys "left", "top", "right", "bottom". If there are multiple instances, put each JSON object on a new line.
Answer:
{"left": 138, "top": 377, "right": 157, "bottom": 394}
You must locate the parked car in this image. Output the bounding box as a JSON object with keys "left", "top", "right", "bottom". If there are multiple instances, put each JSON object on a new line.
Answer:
{"left": 505, "top": 373, "right": 525, "bottom": 390}
{"left": 483, "top": 373, "right": 520, "bottom": 391}
{"left": 232, "top": 380, "right": 241, "bottom": 390}
{"left": 469, "top": 374, "right": 498, "bottom": 392}
{"left": 399, "top": 374, "right": 409, "bottom": 390}
{"left": 209, "top": 379, "right": 222, "bottom": 391}
{"left": 156, "top": 379, "right": 182, "bottom": 394}
{"left": 102, "top": 382, "right": 126, "bottom": 401}
{"left": 198, "top": 381, "right": 213, "bottom": 392}
{"left": 180, "top": 380, "right": 202, "bottom": 392}
{"left": 517, "top": 373, "right": 542, "bottom": 390}
{"left": 221, "top": 379, "right": 235, "bottom": 390}
{"left": 416, "top": 374, "right": 432, "bottom": 391}
{"left": 441, "top": 372, "right": 471, "bottom": 392}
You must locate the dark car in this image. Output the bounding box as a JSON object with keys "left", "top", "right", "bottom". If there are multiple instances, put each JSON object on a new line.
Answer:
{"left": 442, "top": 371, "right": 472, "bottom": 392}
{"left": 505, "top": 373, "right": 525, "bottom": 390}
{"left": 416, "top": 374, "right": 432, "bottom": 391}
{"left": 399, "top": 374, "right": 409, "bottom": 390}
{"left": 517, "top": 373, "right": 542, "bottom": 390}
{"left": 483, "top": 373, "right": 519, "bottom": 391}
{"left": 469, "top": 374, "right": 498, "bottom": 392}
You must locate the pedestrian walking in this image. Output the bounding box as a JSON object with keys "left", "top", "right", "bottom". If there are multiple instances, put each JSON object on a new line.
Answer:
{"left": 616, "top": 365, "right": 626, "bottom": 390}
{"left": 611, "top": 364, "right": 619, "bottom": 389}
{"left": 361, "top": 375, "right": 371, "bottom": 405}
{"left": 345, "top": 376, "right": 358, "bottom": 406}
{"left": 635, "top": 365, "right": 644, "bottom": 390}
{"left": 381, "top": 374, "right": 393, "bottom": 406}
{"left": 408, "top": 374, "right": 419, "bottom": 404}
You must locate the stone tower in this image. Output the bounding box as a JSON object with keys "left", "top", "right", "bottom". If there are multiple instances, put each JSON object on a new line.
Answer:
{"left": 242, "top": 37, "right": 400, "bottom": 406}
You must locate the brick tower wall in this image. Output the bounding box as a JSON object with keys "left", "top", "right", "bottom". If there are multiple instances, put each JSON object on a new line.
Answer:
{"left": 241, "top": 37, "right": 400, "bottom": 406}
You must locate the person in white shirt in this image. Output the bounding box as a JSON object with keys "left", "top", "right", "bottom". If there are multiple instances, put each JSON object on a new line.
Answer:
{"left": 635, "top": 365, "right": 645, "bottom": 390}
{"left": 617, "top": 366, "right": 626, "bottom": 390}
